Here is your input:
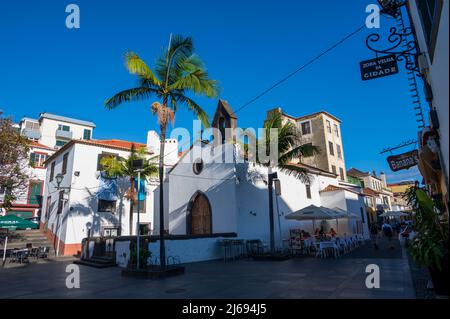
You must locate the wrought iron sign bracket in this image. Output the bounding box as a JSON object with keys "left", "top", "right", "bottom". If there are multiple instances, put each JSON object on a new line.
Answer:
{"left": 365, "top": 1, "right": 421, "bottom": 74}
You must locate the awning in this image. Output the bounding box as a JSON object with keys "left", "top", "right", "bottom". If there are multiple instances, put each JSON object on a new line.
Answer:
{"left": 379, "top": 211, "right": 410, "bottom": 217}
{"left": 0, "top": 215, "right": 38, "bottom": 230}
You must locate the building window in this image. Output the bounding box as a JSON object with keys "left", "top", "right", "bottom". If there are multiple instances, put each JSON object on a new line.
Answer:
{"left": 97, "top": 152, "right": 119, "bottom": 171}
{"left": 326, "top": 120, "right": 331, "bottom": 133}
{"left": 30, "top": 152, "right": 48, "bottom": 167}
{"left": 103, "top": 227, "right": 119, "bottom": 237}
{"left": 58, "top": 124, "right": 70, "bottom": 132}
{"left": 339, "top": 168, "right": 345, "bottom": 181}
{"left": 25, "top": 121, "right": 40, "bottom": 130}
{"left": 328, "top": 141, "right": 334, "bottom": 156}
{"left": 300, "top": 121, "right": 311, "bottom": 135}
{"left": 360, "top": 207, "right": 365, "bottom": 223}
{"left": 83, "top": 129, "right": 91, "bottom": 140}
{"left": 417, "top": 0, "right": 442, "bottom": 60}
{"left": 50, "top": 162, "right": 55, "bottom": 181}
{"left": 55, "top": 140, "right": 66, "bottom": 147}
{"left": 334, "top": 124, "right": 339, "bottom": 137}
{"left": 57, "top": 191, "right": 64, "bottom": 214}
{"left": 28, "top": 181, "right": 43, "bottom": 205}
{"left": 331, "top": 165, "right": 337, "bottom": 174}
{"left": 62, "top": 153, "right": 69, "bottom": 175}
{"left": 98, "top": 199, "right": 116, "bottom": 213}
{"left": 45, "top": 196, "right": 51, "bottom": 219}
{"left": 336, "top": 145, "right": 342, "bottom": 159}
{"left": 305, "top": 184, "right": 312, "bottom": 199}
{"left": 139, "top": 223, "right": 151, "bottom": 236}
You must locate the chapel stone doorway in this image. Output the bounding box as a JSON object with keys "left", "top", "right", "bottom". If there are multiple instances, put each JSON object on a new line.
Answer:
{"left": 188, "top": 192, "right": 212, "bottom": 235}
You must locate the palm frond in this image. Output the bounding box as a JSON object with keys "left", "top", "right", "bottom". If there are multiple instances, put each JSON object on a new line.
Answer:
{"left": 124, "top": 51, "right": 161, "bottom": 86}
{"left": 278, "top": 144, "right": 319, "bottom": 166}
{"left": 168, "top": 55, "right": 219, "bottom": 98}
{"left": 172, "top": 94, "right": 210, "bottom": 127}
{"left": 279, "top": 164, "right": 311, "bottom": 184}
{"left": 104, "top": 87, "right": 157, "bottom": 110}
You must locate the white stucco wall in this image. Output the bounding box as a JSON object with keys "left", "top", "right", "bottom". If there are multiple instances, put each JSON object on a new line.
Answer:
{"left": 410, "top": 0, "right": 449, "bottom": 179}
{"left": 148, "top": 237, "right": 224, "bottom": 265}
{"left": 39, "top": 118, "right": 94, "bottom": 148}
{"left": 41, "top": 142, "right": 157, "bottom": 250}
{"left": 168, "top": 142, "right": 239, "bottom": 235}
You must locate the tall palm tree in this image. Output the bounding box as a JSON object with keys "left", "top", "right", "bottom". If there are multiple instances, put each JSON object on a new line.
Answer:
{"left": 100, "top": 145, "right": 158, "bottom": 236}
{"left": 105, "top": 35, "right": 219, "bottom": 268}
{"left": 246, "top": 111, "right": 318, "bottom": 253}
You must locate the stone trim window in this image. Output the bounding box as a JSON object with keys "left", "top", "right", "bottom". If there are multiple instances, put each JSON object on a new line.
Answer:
{"left": 98, "top": 199, "right": 116, "bottom": 213}
{"left": 300, "top": 121, "right": 311, "bottom": 135}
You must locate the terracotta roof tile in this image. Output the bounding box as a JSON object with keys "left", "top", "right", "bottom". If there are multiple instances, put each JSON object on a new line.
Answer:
{"left": 29, "top": 141, "right": 54, "bottom": 150}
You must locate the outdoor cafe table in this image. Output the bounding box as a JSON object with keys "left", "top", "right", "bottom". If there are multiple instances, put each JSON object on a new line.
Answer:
{"left": 10, "top": 248, "right": 29, "bottom": 263}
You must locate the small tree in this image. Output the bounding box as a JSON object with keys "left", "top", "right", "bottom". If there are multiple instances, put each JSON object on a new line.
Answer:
{"left": 243, "top": 111, "right": 319, "bottom": 253}
{"left": 100, "top": 145, "right": 158, "bottom": 235}
{"left": 0, "top": 112, "right": 29, "bottom": 210}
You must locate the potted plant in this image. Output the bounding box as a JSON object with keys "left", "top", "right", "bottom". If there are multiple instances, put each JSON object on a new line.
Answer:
{"left": 404, "top": 185, "right": 449, "bottom": 295}
{"left": 128, "top": 241, "right": 151, "bottom": 270}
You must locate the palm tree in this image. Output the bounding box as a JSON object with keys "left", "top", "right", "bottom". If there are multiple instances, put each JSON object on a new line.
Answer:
{"left": 246, "top": 111, "right": 318, "bottom": 253}
{"left": 100, "top": 145, "right": 158, "bottom": 236}
{"left": 105, "top": 35, "right": 219, "bottom": 268}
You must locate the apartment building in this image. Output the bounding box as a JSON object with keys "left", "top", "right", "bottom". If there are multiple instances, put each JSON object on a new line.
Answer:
{"left": 3, "top": 113, "right": 96, "bottom": 219}
{"left": 20, "top": 113, "right": 95, "bottom": 149}
{"left": 268, "top": 108, "right": 347, "bottom": 181}
{"left": 347, "top": 168, "right": 395, "bottom": 223}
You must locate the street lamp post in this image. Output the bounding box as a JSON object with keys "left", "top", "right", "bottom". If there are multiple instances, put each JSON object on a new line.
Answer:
{"left": 131, "top": 159, "right": 144, "bottom": 270}
{"left": 54, "top": 173, "right": 70, "bottom": 257}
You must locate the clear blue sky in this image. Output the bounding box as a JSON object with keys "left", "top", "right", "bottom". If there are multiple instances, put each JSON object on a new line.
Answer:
{"left": 0, "top": 0, "right": 423, "bottom": 183}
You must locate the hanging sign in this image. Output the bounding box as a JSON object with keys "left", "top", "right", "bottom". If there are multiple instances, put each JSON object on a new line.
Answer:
{"left": 387, "top": 150, "right": 419, "bottom": 172}
{"left": 360, "top": 54, "right": 399, "bottom": 81}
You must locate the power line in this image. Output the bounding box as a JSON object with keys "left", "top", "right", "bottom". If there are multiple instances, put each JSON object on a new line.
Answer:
{"left": 159, "top": 22, "right": 369, "bottom": 160}
{"left": 233, "top": 23, "right": 367, "bottom": 114}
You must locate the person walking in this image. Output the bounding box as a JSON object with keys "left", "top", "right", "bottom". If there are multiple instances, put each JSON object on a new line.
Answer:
{"left": 382, "top": 220, "right": 395, "bottom": 250}
{"left": 369, "top": 223, "right": 379, "bottom": 250}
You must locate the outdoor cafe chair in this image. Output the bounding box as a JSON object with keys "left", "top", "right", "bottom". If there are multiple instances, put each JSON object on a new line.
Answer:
{"left": 37, "top": 246, "right": 50, "bottom": 259}
{"left": 289, "top": 230, "right": 303, "bottom": 256}
{"left": 336, "top": 238, "right": 348, "bottom": 254}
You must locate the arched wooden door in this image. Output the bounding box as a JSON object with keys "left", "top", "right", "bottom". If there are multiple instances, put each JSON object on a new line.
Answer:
{"left": 189, "top": 192, "right": 212, "bottom": 235}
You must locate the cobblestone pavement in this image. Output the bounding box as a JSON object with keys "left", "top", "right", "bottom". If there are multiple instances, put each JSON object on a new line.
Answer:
{"left": 0, "top": 238, "right": 416, "bottom": 299}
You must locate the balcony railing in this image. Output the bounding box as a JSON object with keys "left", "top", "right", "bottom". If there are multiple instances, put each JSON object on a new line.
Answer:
{"left": 22, "top": 129, "right": 41, "bottom": 140}
{"left": 55, "top": 129, "right": 73, "bottom": 139}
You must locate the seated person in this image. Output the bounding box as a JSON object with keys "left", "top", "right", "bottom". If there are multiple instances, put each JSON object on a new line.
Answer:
{"left": 314, "top": 228, "right": 320, "bottom": 237}
{"left": 301, "top": 230, "right": 311, "bottom": 239}
{"left": 328, "top": 228, "right": 337, "bottom": 237}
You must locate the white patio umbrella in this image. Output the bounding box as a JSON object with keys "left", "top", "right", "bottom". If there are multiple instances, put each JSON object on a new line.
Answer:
{"left": 285, "top": 205, "right": 340, "bottom": 232}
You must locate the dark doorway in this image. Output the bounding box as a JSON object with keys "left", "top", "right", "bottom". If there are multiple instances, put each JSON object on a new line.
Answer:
{"left": 187, "top": 192, "right": 212, "bottom": 235}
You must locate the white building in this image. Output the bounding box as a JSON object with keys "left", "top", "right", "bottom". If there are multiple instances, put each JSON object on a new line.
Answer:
{"left": 168, "top": 142, "right": 369, "bottom": 242}
{"left": 20, "top": 113, "right": 96, "bottom": 149}
{"left": 40, "top": 134, "right": 178, "bottom": 256}
{"left": 3, "top": 113, "right": 96, "bottom": 219}
{"left": 114, "top": 102, "right": 369, "bottom": 266}
{"left": 408, "top": 0, "right": 449, "bottom": 214}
